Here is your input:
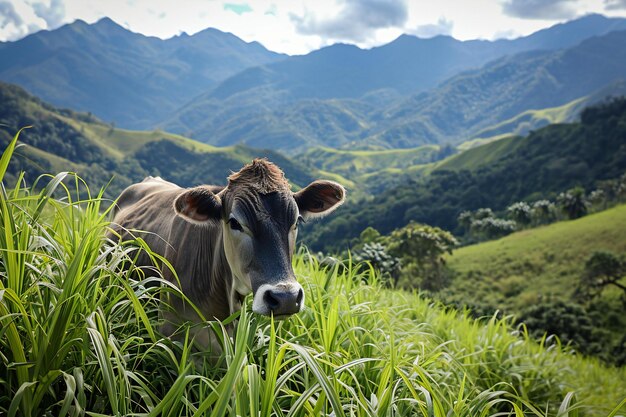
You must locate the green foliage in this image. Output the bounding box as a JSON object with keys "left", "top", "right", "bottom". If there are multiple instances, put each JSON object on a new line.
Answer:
{"left": 3, "top": 136, "right": 626, "bottom": 416}
{"left": 507, "top": 202, "right": 533, "bottom": 226}
{"left": 352, "top": 242, "right": 401, "bottom": 285}
{"left": 557, "top": 187, "right": 590, "bottom": 220}
{"left": 384, "top": 222, "right": 458, "bottom": 291}
{"left": 517, "top": 301, "right": 605, "bottom": 357}
{"left": 577, "top": 251, "right": 626, "bottom": 300}
{"left": 0, "top": 82, "right": 323, "bottom": 199}
{"left": 531, "top": 200, "right": 557, "bottom": 225}
{"left": 471, "top": 217, "right": 517, "bottom": 240}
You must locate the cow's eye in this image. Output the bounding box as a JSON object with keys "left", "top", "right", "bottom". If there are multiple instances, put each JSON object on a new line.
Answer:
{"left": 229, "top": 218, "right": 243, "bottom": 232}
{"left": 296, "top": 215, "right": 305, "bottom": 227}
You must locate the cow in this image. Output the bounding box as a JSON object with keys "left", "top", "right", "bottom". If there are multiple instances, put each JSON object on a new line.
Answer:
{"left": 108, "top": 159, "right": 345, "bottom": 349}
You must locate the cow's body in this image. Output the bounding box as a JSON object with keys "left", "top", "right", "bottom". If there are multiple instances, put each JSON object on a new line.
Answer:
{"left": 109, "top": 159, "right": 345, "bottom": 349}
{"left": 110, "top": 177, "right": 235, "bottom": 326}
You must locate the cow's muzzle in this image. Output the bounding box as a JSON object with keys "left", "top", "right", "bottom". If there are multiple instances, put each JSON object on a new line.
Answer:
{"left": 252, "top": 282, "right": 304, "bottom": 317}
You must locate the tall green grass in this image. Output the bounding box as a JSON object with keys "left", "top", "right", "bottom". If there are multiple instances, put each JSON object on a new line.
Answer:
{"left": 1, "top": 131, "right": 625, "bottom": 416}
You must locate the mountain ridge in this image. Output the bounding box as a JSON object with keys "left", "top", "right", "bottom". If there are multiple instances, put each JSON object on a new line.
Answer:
{"left": 0, "top": 17, "right": 284, "bottom": 130}
{"left": 163, "top": 15, "right": 626, "bottom": 153}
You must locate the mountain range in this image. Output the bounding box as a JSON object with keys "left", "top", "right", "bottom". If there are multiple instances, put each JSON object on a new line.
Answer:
{"left": 0, "top": 17, "right": 282, "bottom": 129}
{"left": 161, "top": 14, "right": 626, "bottom": 152}
{"left": 2, "top": 14, "right": 626, "bottom": 153}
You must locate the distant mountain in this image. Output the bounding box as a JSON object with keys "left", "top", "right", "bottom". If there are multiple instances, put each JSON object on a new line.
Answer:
{"left": 368, "top": 29, "right": 626, "bottom": 147}
{"left": 0, "top": 18, "right": 283, "bottom": 129}
{"left": 302, "top": 97, "right": 626, "bottom": 251}
{"left": 0, "top": 82, "right": 327, "bottom": 199}
{"left": 163, "top": 14, "right": 626, "bottom": 152}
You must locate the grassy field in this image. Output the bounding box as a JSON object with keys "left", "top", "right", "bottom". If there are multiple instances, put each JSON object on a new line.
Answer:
{"left": 467, "top": 97, "right": 588, "bottom": 144}
{"left": 435, "top": 135, "right": 523, "bottom": 172}
{"left": 298, "top": 145, "right": 439, "bottom": 196}
{"left": 299, "top": 145, "right": 439, "bottom": 176}
{"left": 2, "top": 131, "right": 626, "bottom": 416}
{"left": 447, "top": 204, "right": 626, "bottom": 311}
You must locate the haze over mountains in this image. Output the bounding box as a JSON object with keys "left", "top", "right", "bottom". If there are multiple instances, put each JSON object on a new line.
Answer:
{"left": 1, "top": 13, "right": 626, "bottom": 154}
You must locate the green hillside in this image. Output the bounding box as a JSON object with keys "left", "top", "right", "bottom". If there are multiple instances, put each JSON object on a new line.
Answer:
{"left": 298, "top": 145, "right": 438, "bottom": 175}
{"left": 1, "top": 148, "right": 625, "bottom": 415}
{"left": 304, "top": 97, "right": 626, "bottom": 251}
{"left": 445, "top": 204, "right": 626, "bottom": 362}
{"left": 0, "top": 82, "right": 338, "bottom": 198}
{"left": 296, "top": 145, "right": 448, "bottom": 193}
{"left": 459, "top": 80, "right": 626, "bottom": 150}
{"left": 469, "top": 98, "right": 587, "bottom": 140}
{"left": 436, "top": 135, "right": 523, "bottom": 171}
{"left": 448, "top": 204, "right": 626, "bottom": 307}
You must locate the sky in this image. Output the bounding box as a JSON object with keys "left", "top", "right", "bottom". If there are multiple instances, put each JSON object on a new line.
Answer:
{"left": 1, "top": 0, "right": 626, "bottom": 55}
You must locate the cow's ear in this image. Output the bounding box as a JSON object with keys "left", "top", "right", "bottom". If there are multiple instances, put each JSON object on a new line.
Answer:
{"left": 294, "top": 180, "right": 345, "bottom": 220}
{"left": 174, "top": 186, "right": 222, "bottom": 223}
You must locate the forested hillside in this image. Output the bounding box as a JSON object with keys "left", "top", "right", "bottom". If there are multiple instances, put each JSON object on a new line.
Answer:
{"left": 0, "top": 82, "right": 322, "bottom": 198}
{"left": 302, "top": 98, "right": 626, "bottom": 251}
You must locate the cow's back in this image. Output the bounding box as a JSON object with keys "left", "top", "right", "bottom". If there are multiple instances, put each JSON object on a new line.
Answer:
{"left": 109, "top": 177, "right": 184, "bottom": 260}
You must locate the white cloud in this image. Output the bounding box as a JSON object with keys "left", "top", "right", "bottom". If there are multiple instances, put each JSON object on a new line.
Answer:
{"left": 605, "top": 0, "right": 626, "bottom": 10}
{"left": 409, "top": 16, "right": 454, "bottom": 38}
{"left": 292, "top": 0, "right": 409, "bottom": 43}
{"left": 501, "top": 0, "right": 580, "bottom": 20}
{"left": 32, "top": 0, "right": 65, "bottom": 29}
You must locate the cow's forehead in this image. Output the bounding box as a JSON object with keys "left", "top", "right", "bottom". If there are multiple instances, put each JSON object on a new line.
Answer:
{"left": 228, "top": 189, "right": 298, "bottom": 228}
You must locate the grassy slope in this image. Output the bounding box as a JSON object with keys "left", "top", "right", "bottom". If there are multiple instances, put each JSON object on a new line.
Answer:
{"left": 299, "top": 145, "right": 439, "bottom": 176}
{"left": 468, "top": 97, "right": 587, "bottom": 142}
{"left": 297, "top": 145, "right": 440, "bottom": 196}
{"left": 447, "top": 204, "right": 626, "bottom": 310}
{"left": 1, "top": 156, "right": 625, "bottom": 415}
{"left": 435, "top": 134, "right": 523, "bottom": 171}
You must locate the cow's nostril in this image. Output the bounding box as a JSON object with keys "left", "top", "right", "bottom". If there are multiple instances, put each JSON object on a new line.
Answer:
{"left": 264, "top": 290, "right": 280, "bottom": 311}
{"left": 296, "top": 288, "right": 304, "bottom": 306}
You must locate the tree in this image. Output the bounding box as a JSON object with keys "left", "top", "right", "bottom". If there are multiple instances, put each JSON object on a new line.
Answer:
{"left": 470, "top": 217, "right": 517, "bottom": 240}
{"left": 577, "top": 251, "right": 626, "bottom": 299}
{"left": 352, "top": 242, "right": 400, "bottom": 285}
{"left": 507, "top": 202, "right": 532, "bottom": 226}
{"left": 557, "top": 187, "right": 589, "bottom": 219}
{"left": 457, "top": 211, "right": 473, "bottom": 233}
{"left": 518, "top": 300, "right": 604, "bottom": 357}
{"left": 587, "top": 189, "right": 606, "bottom": 211}
{"left": 531, "top": 200, "right": 556, "bottom": 225}
{"left": 386, "top": 222, "right": 458, "bottom": 291}
{"left": 473, "top": 208, "right": 494, "bottom": 220}
{"left": 359, "top": 227, "right": 381, "bottom": 245}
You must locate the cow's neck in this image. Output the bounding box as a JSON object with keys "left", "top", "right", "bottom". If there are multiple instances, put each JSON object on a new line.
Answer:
{"left": 184, "top": 223, "right": 234, "bottom": 321}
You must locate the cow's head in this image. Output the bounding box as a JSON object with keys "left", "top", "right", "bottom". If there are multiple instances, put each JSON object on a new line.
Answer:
{"left": 173, "top": 159, "right": 345, "bottom": 318}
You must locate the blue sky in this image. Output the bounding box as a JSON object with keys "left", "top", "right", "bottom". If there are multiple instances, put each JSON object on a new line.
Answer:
{"left": 1, "top": 0, "right": 626, "bottom": 54}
